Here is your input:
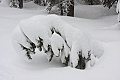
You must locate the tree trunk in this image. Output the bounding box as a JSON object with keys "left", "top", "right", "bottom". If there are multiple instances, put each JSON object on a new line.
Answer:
{"left": 18, "top": 0, "right": 23, "bottom": 9}
{"left": 1, "top": 0, "right": 11, "bottom": 6}
{"left": 60, "top": 2, "right": 64, "bottom": 16}
{"left": 90, "top": 0, "right": 93, "bottom": 5}
{"left": 67, "top": 0, "right": 74, "bottom": 17}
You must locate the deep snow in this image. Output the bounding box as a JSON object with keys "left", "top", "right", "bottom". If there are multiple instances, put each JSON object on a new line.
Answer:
{"left": 0, "top": 1, "right": 120, "bottom": 80}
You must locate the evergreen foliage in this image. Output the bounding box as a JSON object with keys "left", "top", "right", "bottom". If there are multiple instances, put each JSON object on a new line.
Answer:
{"left": 18, "top": 0, "right": 23, "bottom": 9}
{"left": 102, "top": 0, "right": 118, "bottom": 9}
{"left": 9, "top": 0, "right": 23, "bottom": 9}
{"left": 46, "top": 0, "right": 74, "bottom": 16}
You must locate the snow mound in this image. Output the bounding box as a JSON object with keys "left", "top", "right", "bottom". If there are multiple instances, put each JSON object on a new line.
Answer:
{"left": 0, "top": 64, "right": 13, "bottom": 80}
{"left": 50, "top": 32, "right": 64, "bottom": 57}
{"left": 75, "top": 5, "right": 117, "bottom": 19}
{"left": 0, "top": 71, "right": 13, "bottom": 80}
{"left": 12, "top": 14, "right": 104, "bottom": 69}
{"left": 23, "top": 1, "right": 45, "bottom": 10}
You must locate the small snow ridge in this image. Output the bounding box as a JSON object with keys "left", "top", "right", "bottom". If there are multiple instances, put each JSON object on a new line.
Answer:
{"left": 104, "top": 23, "right": 120, "bottom": 30}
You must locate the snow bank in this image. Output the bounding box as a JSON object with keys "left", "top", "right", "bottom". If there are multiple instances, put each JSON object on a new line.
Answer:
{"left": 0, "top": 0, "right": 11, "bottom": 6}
{"left": 12, "top": 14, "right": 104, "bottom": 69}
{"left": 50, "top": 32, "right": 64, "bottom": 57}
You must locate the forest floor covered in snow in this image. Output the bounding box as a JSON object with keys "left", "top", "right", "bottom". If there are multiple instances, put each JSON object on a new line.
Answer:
{"left": 0, "top": 1, "right": 120, "bottom": 80}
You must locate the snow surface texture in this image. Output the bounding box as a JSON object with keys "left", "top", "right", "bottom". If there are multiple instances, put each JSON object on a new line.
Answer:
{"left": 0, "top": 1, "right": 120, "bottom": 80}
{"left": 12, "top": 14, "right": 104, "bottom": 69}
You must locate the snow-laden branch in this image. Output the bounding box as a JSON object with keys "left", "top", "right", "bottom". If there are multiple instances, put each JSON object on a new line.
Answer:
{"left": 12, "top": 14, "right": 104, "bottom": 69}
{"left": 116, "top": 1, "right": 120, "bottom": 22}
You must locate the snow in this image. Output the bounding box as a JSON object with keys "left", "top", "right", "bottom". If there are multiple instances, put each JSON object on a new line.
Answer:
{"left": 75, "top": 4, "right": 117, "bottom": 19}
{"left": 89, "top": 53, "right": 96, "bottom": 67}
{"left": 19, "top": 15, "right": 51, "bottom": 50}
{"left": 0, "top": 1, "right": 120, "bottom": 80}
{"left": 50, "top": 32, "right": 64, "bottom": 57}
{"left": 89, "top": 37, "right": 104, "bottom": 58}
{"left": 70, "top": 41, "right": 80, "bottom": 67}
{"left": 12, "top": 25, "right": 32, "bottom": 59}
{"left": 105, "top": 23, "right": 120, "bottom": 30}
{"left": 77, "top": 33, "right": 91, "bottom": 58}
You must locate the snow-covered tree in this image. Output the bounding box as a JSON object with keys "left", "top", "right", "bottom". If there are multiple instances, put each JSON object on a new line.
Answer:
{"left": 46, "top": 0, "right": 74, "bottom": 17}
{"left": 1, "top": 0, "right": 23, "bottom": 8}
{"left": 12, "top": 14, "right": 104, "bottom": 69}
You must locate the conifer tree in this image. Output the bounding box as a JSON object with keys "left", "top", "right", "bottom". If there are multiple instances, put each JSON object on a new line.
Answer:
{"left": 67, "top": 0, "right": 74, "bottom": 17}
{"left": 46, "top": 0, "right": 74, "bottom": 17}
{"left": 102, "top": 0, "right": 118, "bottom": 9}
{"left": 18, "top": 0, "right": 23, "bottom": 9}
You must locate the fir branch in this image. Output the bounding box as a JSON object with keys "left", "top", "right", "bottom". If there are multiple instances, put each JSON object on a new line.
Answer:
{"left": 19, "top": 43, "right": 33, "bottom": 59}
{"left": 36, "top": 37, "right": 43, "bottom": 51}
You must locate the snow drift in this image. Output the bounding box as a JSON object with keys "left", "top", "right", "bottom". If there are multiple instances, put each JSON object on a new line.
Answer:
{"left": 12, "top": 14, "right": 104, "bottom": 69}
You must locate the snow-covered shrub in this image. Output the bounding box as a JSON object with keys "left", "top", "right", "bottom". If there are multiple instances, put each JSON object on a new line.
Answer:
{"left": 12, "top": 14, "right": 104, "bottom": 69}
{"left": 46, "top": 2, "right": 60, "bottom": 14}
